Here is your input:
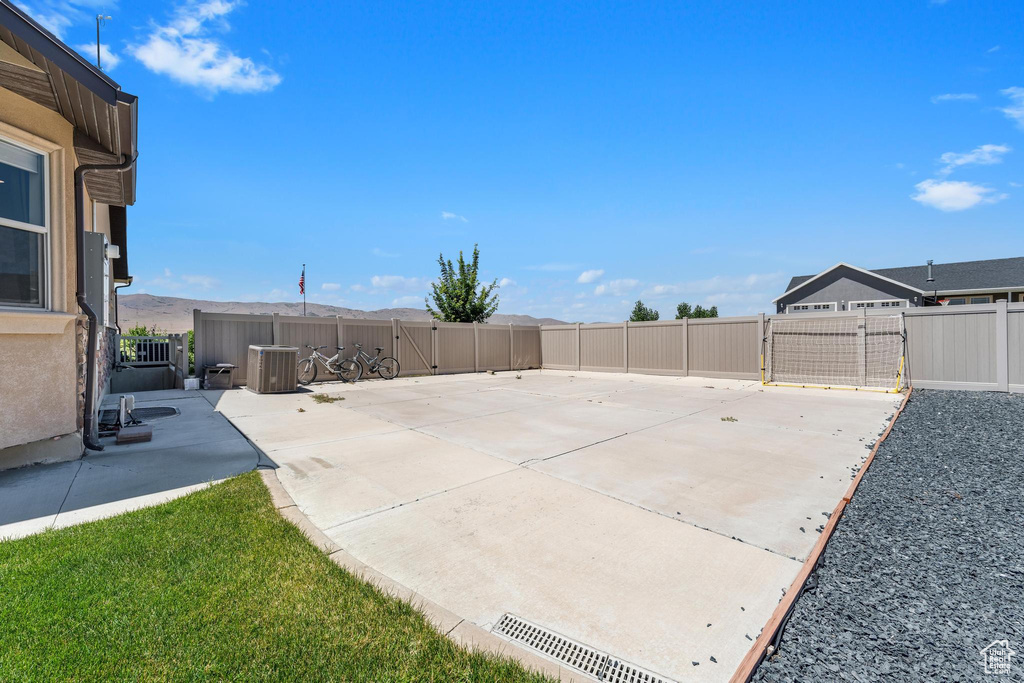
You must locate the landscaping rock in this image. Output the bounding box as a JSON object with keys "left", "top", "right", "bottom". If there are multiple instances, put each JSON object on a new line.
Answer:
{"left": 754, "top": 390, "right": 1024, "bottom": 683}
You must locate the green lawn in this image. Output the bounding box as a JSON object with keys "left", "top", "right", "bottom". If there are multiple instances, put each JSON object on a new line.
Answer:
{"left": 0, "top": 472, "right": 549, "bottom": 682}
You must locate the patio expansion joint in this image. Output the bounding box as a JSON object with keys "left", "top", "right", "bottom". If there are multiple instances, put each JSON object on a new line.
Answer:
{"left": 303, "top": 390, "right": 767, "bottom": 536}
{"left": 514, "top": 393, "right": 810, "bottom": 562}
{"left": 529, "top": 393, "right": 759, "bottom": 466}
{"left": 53, "top": 459, "right": 85, "bottom": 522}
{"left": 319, "top": 465, "right": 521, "bottom": 534}
{"left": 537, "top": 461, "right": 806, "bottom": 563}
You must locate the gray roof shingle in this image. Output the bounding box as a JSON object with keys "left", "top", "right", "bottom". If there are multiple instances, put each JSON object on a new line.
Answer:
{"left": 785, "top": 257, "right": 1024, "bottom": 294}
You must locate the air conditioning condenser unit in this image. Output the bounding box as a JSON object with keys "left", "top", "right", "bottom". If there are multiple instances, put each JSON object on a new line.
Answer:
{"left": 247, "top": 345, "right": 299, "bottom": 394}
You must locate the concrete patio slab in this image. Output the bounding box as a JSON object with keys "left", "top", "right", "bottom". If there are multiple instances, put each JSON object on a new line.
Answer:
{"left": 0, "top": 390, "right": 259, "bottom": 541}
{"left": 225, "top": 404, "right": 401, "bottom": 453}
{"left": 329, "top": 466, "right": 798, "bottom": 683}
{"left": 415, "top": 397, "right": 682, "bottom": 465}
{"left": 215, "top": 369, "right": 900, "bottom": 681}
{"left": 96, "top": 392, "right": 245, "bottom": 454}
{"left": 275, "top": 430, "right": 518, "bottom": 531}
{"left": 687, "top": 389, "right": 898, "bottom": 439}
{"left": 532, "top": 415, "right": 873, "bottom": 560}
{"left": 0, "top": 460, "right": 81, "bottom": 539}
{"left": 350, "top": 389, "right": 562, "bottom": 429}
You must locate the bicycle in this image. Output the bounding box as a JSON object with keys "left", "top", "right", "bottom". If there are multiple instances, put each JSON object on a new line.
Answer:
{"left": 296, "top": 345, "right": 361, "bottom": 385}
{"left": 347, "top": 343, "right": 400, "bottom": 381}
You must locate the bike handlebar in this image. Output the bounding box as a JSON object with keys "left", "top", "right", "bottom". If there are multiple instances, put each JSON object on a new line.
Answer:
{"left": 306, "top": 345, "right": 328, "bottom": 350}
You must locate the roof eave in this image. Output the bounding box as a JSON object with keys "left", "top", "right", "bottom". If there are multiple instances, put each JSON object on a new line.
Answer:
{"left": 0, "top": 0, "right": 121, "bottom": 105}
{"left": 772, "top": 262, "right": 925, "bottom": 303}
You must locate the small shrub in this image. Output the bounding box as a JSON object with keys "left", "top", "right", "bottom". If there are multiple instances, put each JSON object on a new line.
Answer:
{"left": 311, "top": 394, "right": 344, "bottom": 404}
{"left": 721, "top": 416, "right": 738, "bottom": 422}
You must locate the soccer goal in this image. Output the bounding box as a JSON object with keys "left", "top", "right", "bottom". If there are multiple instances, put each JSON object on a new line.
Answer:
{"left": 762, "top": 313, "right": 906, "bottom": 392}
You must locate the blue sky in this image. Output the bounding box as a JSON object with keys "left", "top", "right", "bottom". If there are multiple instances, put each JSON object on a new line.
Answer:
{"left": 23, "top": 0, "right": 1024, "bottom": 321}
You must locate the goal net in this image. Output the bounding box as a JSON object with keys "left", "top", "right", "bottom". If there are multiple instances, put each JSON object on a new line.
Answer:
{"left": 763, "top": 314, "right": 905, "bottom": 392}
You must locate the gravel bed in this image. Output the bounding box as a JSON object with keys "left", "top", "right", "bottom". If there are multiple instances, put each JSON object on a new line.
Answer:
{"left": 754, "top": 390, "right": 1024, "bottom": 682}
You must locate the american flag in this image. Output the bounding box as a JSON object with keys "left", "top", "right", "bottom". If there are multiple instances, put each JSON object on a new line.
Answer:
{"left": 299, "top": 268, "right": 305, "bottom": 295}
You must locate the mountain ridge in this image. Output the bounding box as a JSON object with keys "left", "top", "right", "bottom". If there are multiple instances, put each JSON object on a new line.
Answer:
{"left": 117, "top": 294, "right": 566, "bottom": 331}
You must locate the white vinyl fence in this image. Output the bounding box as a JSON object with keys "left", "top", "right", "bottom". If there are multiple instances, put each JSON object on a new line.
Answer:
{"left": 193, "top": 310, "right": 541, "bottom": 386}
{"left": 193, "top": 303, "right": 1023, "bottom": 393}
{"left": 539, "top": 303, "right": 1024, "bottom": 393}
{"left": 539, "top": 317, "right": 762, "bottom": 380}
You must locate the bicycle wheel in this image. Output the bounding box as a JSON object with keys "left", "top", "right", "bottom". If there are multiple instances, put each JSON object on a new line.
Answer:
{"left": 297, "top": 358, "right": 317, "bottom": 385}
{"left": 376, "top": 357, "right": 400, "bottom": 379}
{"left": 336, "top": 358, "right": 362, "bottom": 383}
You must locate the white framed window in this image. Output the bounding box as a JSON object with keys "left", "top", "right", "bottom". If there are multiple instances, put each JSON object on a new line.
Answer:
{"left": 0, "top": 136, "right": 49, "bottom": 309}
{"left": 849, "top": 299, "right": 908, "bottom": 310}
{"left": 969, "top": 295, "right": 992, "bottom": 305}
{"left": 787, "top": 302, "right": 837, "bottom": 313}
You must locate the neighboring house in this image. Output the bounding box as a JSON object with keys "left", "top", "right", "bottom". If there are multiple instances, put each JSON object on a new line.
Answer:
{"left": 774, "top": 257, "right": 1024, "bottom": 314}
{"left": 0, "top": 0, "right": 138, "bottom": 469}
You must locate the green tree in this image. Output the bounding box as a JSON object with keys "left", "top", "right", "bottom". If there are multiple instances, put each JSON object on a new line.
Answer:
{"left": 629, "top": 300, "right": 659, "bottom": 322}
{"left": 675, "top": 302, "right": 719, "bottom": 319}
{"left": 425, "top": 244, "right": 500, "bottom": 323}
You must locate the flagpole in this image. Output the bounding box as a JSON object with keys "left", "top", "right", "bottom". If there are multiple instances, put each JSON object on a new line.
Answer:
{"left": 302, "top": 264, "right": 306, "bottom": 317}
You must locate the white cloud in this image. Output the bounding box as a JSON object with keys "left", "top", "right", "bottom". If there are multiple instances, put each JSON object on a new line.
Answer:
{"left": 498, "top": 277, "right": 516, "bottom": 287}
{"left": 370, "top": 275, "right": 428, "bottom": 291}
{"left": 642, "top": 272, "right": 785, "bottom": 299}
{"left": 938, "top": 144, "right": 1011, "bottom": 175}
{"left": 594, "top": 278, "right": 639, "bottom": 296}
{"left": 440, "top": 211, "right": 468, "bottom": 222}
{"left": 371, "top": 247, "right": 400, "bottom": 258}
{"left": 14, "top": 1, "right": 80, "bottom": 39}
{"left": 163, "top": 267, "right": 173, "bottom": 277}
{"left": 988, "top": 45, "right": 1001, "bottom": 53}
{"left": 321, "top": 282, "right": 341, "bottom": 291}
{"left": 181, "top": 274, "right": 218, "bottom": 289}
{"left": 129, "top": 0, "right": 281, "bottom": 94}
{"left": 576, "top": 269, "right": 604, "bottom": 284}
{"left": 634, "top": 272, "right": 786, "bottom": 317}
{"left": 1000, "top": 87, "right": 1024, "bottom": 129}
{"left": 911, "top": 179, "right": 1006, "bottom": 211}
{"left": 1010, "top": 181, "right": 1023, "bottom": 188}
{"left": 391, "top": 295, "right": 423, "bottom": 307}
{"left": 930, "top": 93, "right": 977, "bottom": 103}
{"left": 75, "top": 42, "right": 120, "bottom": 70}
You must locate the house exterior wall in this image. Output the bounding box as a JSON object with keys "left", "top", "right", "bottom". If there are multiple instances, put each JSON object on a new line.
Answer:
{"left": 0, "top": 82, "right": 83, "bottom": 468}
{"left": 776, "top": 265, "right": 922, "bottom": 313}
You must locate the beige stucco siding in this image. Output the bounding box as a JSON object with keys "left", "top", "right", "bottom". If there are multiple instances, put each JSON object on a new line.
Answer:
{"left": 0, "top": 322, "right": 78, "bottom": 451}
{"left": 0, "top": 82, "right": 82, "bottom": 464}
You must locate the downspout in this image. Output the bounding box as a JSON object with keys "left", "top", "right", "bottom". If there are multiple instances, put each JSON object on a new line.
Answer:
{"left": 113, "top": 277, "right": 133, "bottom": 334}
{"left": 76, "top": 153, "right": 137, "bottom": 452}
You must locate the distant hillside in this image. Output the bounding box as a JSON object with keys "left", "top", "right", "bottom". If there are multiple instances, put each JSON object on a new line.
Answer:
{"left": 117, "top": 294, "right": 566, "bottom": 332}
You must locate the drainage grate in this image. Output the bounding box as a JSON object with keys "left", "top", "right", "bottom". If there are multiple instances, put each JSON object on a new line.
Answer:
{"left": 492, "top": 614, "right": 675, "bottom": 683}
{"left": 99, "top": 406, "right": 180, "bottom": 424}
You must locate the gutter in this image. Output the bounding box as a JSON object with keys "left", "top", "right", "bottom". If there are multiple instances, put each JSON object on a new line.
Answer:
{"left": 113, "top": 276, "right": 133, "bottom": 334}
{"left": 75, "top": 153, "right": 137, "bottom": 452}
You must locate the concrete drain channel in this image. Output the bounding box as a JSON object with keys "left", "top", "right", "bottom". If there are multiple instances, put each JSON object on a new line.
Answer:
{"left": 492, "top": 614, "right": 676, "bottom": 683}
